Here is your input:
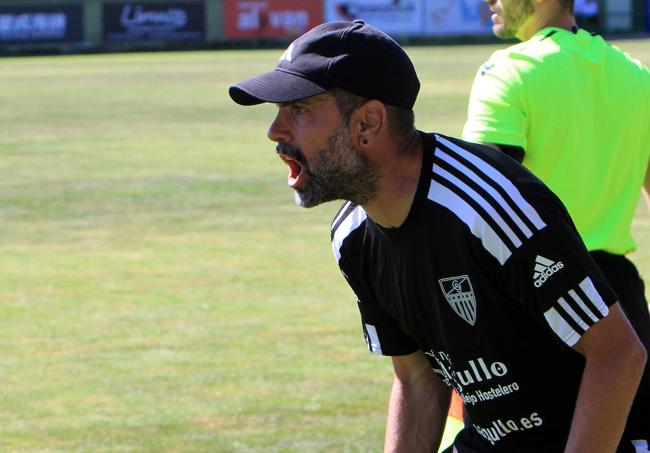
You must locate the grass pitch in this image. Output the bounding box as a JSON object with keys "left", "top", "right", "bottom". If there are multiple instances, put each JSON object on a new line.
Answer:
{"left": 0, "top": 38, "right": 648, "bottom": 452}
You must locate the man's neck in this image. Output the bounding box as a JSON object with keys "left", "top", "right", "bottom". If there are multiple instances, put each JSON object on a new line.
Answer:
{"left": 516, "top": 12, "right": 577, "bottom": 41}
{"left": 362, "top": 132, "right": 423, "bottom": 229}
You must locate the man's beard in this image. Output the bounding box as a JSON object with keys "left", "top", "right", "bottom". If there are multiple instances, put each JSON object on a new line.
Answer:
{"left": 493, "top": 0, "right": 534, "bottom": 39}
{"left": 278, "top": 126, "right": 380, "bottom": 208}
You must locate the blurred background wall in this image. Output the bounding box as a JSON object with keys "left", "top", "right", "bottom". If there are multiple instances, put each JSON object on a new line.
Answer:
{"left": 0, "top": 0, "right": 646, "bottom": 54}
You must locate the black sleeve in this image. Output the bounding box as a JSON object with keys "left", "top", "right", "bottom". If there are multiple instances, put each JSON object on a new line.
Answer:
{"left": 341, "top": 270, "right": 420, "bottom": 357}
{"left": 496, "top": 144, "right": 525, "bottom": 163}
{"left": 331, "top": 204, "right": 419, "bottom": 357}
{"left": 501, "top": 188, "right": 618, "bottom": 348}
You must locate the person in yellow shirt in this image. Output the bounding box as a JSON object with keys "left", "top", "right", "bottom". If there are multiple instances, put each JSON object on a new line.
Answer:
{"left": 463, "top": 0, "right": 650, "bottom": 351}
{"left": 461, "top": 2, "right": 650, "bottom": 450}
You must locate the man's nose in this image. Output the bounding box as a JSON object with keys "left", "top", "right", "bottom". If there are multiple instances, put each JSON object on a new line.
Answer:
{"left": 267, "top": 110, "right": 290, "bottom": 144}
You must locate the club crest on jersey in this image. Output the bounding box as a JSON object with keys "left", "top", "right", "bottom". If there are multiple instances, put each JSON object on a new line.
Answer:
{"left": 438, "top": 275, "right": 477, "bottom": 326}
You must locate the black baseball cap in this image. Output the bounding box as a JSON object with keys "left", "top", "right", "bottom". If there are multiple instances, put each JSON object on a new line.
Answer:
{"left": 228, "top": 20, "right": 420, "bottom": 110}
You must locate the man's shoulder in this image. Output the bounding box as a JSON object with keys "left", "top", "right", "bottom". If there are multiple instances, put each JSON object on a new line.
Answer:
{"left": 606, "top": 41, "right": 650, "bottom": 82}
{"left": 480, "top": 30, "right": 573, "bottom": 77}
{"left": 432, "top": 133, "right": 522, "bottom": 169}
{"left": 475, "top": 42, "right": 540, "bottom": 84}
{"left": 496, "top": 29, "right": 648, "bottom": 74}
{"left": 428, "top": 133, "right": 554, "bottom": 264}
{"left": 483, "top": 39, "right": 560, "bottom": 70}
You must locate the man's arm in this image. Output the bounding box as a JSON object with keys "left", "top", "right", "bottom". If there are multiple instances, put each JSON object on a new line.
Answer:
{"left": 565, "top": 302, "right": 647, "bottom": 453}
{"left": 384, "top": 350, "right": 451, "bottom": 453}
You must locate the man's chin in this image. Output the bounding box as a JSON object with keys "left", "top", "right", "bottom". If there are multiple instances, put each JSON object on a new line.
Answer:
{"left": 493, "top": 24, "right": 516, "bottom": 40}
{"left": 293, "top": 191, "right": 322, "bottom": 208}
{"left": 293, "top": 189, "right": 339, "bottom": 208}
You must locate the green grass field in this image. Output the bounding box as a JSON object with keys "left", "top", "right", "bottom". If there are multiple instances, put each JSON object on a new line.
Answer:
{"left": 1, "top": 39, "right": 649, "bottom": 452}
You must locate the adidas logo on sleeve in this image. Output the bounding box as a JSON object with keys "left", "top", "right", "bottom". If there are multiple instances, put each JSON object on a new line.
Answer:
{"left": 533, "top": 255, "right": 564, "bottom": 287}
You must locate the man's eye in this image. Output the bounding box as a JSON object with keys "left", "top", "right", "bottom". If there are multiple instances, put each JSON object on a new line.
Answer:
{"left": 291, "top": 104, "right": 307, "bottom": 114}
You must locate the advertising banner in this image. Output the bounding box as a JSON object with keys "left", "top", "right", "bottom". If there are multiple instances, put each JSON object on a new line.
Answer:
{"left": 423, "top": 0, "right": 492, "bottom": 35}
{"left": 223, "top": 0, "right": 323, "bottom": 40}
{"left": 0, "top": 4, "right": 83, "bottom": 44}
{"left": 103, "top": 2, "right": 205, "bottom": 43}
{"left": 324, "top": 0, "right": 424, "bottom": 36}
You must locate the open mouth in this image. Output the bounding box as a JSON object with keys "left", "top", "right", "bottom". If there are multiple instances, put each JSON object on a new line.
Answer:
{"left": 279, "top": 154, "right": 304, "bottom": 188}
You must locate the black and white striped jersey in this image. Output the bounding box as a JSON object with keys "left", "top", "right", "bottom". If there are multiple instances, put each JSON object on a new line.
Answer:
{"left": 331, "top": 133, "right": 648, "bottom": 451}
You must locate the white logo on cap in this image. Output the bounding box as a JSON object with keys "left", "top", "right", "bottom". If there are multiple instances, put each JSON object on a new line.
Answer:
{"left": 279, "top": 42, "right": 294, "bottom": 62}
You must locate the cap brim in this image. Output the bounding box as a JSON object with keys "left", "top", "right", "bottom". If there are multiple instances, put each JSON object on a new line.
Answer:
{"left": 228, "top": 69, "right": 327, "bottom": 106}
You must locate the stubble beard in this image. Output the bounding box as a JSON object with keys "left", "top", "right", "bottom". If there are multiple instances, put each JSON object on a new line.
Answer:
{"left": 290, "top": 126, "right": 380, "bottom": 209}
{"left": 493, "top": 0, "right": 534, "bottom": 40}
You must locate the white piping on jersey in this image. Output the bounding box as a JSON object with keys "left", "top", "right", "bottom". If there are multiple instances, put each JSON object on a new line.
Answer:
{"left": 332, "top": 204, "right": 367, "bottom": 262}
{"left": 543, "top": 277, "right": 609, "bottom": 347}
{"left": 331, "top": 201, "right": 353, "bottom": 230}
{"left": 429, "top": 180, "right": 512, "bottom": 265}
{"left": 365, "top": 323, "right": 383, "bottom": 355}
{"left": 433, "top": 164, "right": 523, "bottom": 249}
{"left": 436, "top": 149, "right": 534, "bottom": 239}
{"left": 429, "top": 136, "right": 546, "bottom": 265}
{"left": 435, "top": 135, "right": 546, "bottom": 230}
{"left": 631, "top": 439, "right": 650, "bottom": 453}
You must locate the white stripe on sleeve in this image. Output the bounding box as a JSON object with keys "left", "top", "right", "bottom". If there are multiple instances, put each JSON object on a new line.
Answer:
{"left": 544, "top": 307, "right": 582, "bottom": 347}
{"left": 579, "top": 277, "right": 610, "bottom": 317}
{"left": 557, "top": 296, "right": 590, "bottom": 332}
{"left": 365, "top": 324, "right": 383, "bottom": 355}
{"left": 568, "top": 289, "right": 600, "bottom": 323}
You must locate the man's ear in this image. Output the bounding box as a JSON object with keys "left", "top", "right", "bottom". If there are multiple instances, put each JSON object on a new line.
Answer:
{"left": 350, "top": 100, "right": 387, "bottom": 148}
